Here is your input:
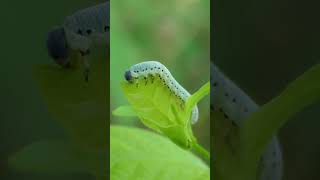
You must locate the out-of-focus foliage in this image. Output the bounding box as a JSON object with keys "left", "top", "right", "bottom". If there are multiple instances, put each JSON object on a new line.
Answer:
{"left": 110, "top": 126, "right": 210, "bottom": 180}
{"left": 9, "top": 140, "right": 106, "bottom": 179}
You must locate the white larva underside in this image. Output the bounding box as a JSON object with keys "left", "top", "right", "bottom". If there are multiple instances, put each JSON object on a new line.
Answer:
{"left": 211, "top": 63, "right": 282, "bottom": 180}
{"left": 63, "top": 1, "right": 109, "bottom": 50}
{"left": 128, "top": 61, "right": 199, "bottom": 124}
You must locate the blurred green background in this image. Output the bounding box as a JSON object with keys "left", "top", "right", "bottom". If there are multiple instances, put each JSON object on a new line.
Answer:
{"left": 3, "top": 0, "right": 318, "bottom": 179}
{"left": 110, "top": 0, "right": 210, "bottom": 151}
{"left": 214, "top": 0, "right": 320, "bottom": 179}
{"left": 0, "top": 1, "right": 104, "bottom": 180}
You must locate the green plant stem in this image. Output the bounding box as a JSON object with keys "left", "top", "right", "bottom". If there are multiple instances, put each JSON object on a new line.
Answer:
{"left": 193, "top": 142, "right": 210, "bottom": 161}
{"left": 238, "top": 64, "right": 320, "bottom": 180}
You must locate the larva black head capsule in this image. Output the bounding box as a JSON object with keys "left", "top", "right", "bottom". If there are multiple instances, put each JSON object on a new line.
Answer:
{"left": 124, "top": 70, "right": 133, "bottom": 82}
{"left": 46, "top": 27, "right": 71, "bottom": 68}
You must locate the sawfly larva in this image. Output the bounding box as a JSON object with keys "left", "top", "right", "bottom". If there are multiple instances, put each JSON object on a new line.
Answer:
{"left": 124, "top": 61, "right": 199, "bottom": 124}
{"left": 211, "top": 63, "right": 283, "bottom": 180}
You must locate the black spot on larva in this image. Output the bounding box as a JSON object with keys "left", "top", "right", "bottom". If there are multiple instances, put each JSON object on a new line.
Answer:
{"left": 213, "top": 82, "right": 218, "bottom": 87}
{"left": 86, "top": 29, "right": 92, "bottom": 35}
{"left": 231, "top": 120, "right": 237, "bottom": 127}
{"left": 80, "top": 49, "right": 90, "bottom": 56}
{"left": 232, "top": 98, "right": 236, "bottom": 103}
{"left": 225, "top": 93, "right": 229, "bottom": 97}
{"left": 224, "top": 113, "right": 229, "bottom": 119}
{"left": 161, "top": 70, "right": 164, "bottom": 72}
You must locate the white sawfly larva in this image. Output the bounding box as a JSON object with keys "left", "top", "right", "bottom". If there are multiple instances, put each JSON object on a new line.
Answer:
{"left": 124, "top": 61, "right": 199, "bottom": 124}
{"left": 211, "top": 63, "right": 283, "bottom": 180}
{"left": 46, "top": 1, "right": 109, "bottom": 81}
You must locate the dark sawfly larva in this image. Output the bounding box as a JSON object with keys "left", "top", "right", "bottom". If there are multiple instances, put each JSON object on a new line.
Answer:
{"left": 211, "top": 63, "right": 283, "bottom": 180}
{"left": 46, "top": 1, "right": 109, "bottom": 81}
{"left": 124, "top": 61, "right": 199, "bottom": 124}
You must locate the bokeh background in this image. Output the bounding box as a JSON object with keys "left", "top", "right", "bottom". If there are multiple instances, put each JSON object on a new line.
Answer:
{"left": 0, "top": 1, "right": 104, "bottom": 180}
{"left": 110, "top": 0, "right": 210, "bottom": 153}
{"left": 3, "top": 0, "right": 318, "bottom": 179}
{"left": 214, "top": 0, "right": 320, "bottom": 179}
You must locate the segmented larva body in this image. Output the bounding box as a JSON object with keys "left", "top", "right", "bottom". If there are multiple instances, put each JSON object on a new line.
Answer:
{"left": 211, "top": 63, "right": 282, "bottom": 180}
{"left": 124, "top": 61, "right": 199, "bottom": 124}
{"left": 63, "top": 1, "right": 109, "bottom": 51}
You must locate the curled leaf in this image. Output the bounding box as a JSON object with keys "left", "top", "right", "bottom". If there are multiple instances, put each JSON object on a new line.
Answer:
{"left": 120, "top": 77, "right": 210, "bottom": 148}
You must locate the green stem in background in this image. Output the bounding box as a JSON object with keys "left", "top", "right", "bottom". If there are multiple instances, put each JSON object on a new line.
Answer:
{"left": 237, "top": 64, "right": 320, "bottom": 180}
{"left": 193, "top": 142, "right": 210, "bottom": 161}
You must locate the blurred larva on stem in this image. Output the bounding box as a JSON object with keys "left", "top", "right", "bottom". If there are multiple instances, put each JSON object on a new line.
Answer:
{"left": 211, "top": 63, "right": 282, "bottom": 180}
{"left": 46, "top": 1, "right": 109, "bottom": 82}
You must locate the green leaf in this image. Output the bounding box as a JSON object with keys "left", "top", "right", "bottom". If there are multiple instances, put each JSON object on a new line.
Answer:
{"left": 120, "top": 76, "right": 210, "bottom": 148}
{"left": 110, "top": 126, "right": 210, "bottom": 180}
{"left": 112, "top": 106, "right": 137, "bottom": 117}
{"left": 32, "top": 51, "right": 108, "bottom": 149}
{"left": 9, "top": 140, "right": 106, "bottom": 179}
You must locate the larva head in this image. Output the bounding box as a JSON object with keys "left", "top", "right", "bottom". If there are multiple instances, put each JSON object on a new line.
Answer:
{"left": 124, "top": 61, "right": 156, "bottom": 82}
{"left": 46, "top": 27, "right": 70, "bottom": 68}
{"left": 124, "top": 70, "right": 133, "bottom": 82}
